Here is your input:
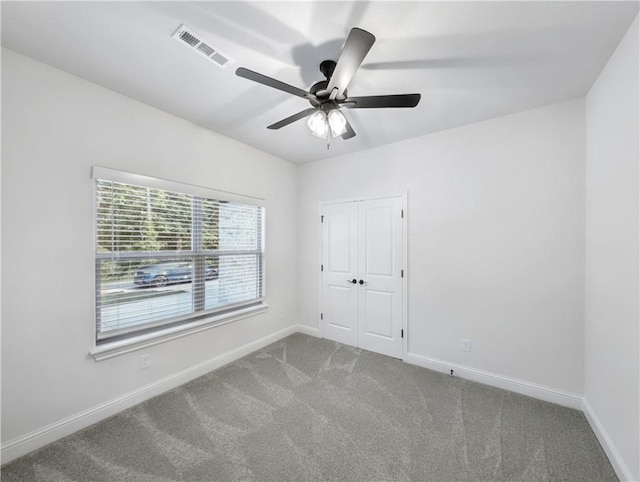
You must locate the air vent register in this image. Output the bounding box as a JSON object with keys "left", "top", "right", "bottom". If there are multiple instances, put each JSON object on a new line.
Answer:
{"left": 172, "top": 24, "right": 233, "bottom": 69}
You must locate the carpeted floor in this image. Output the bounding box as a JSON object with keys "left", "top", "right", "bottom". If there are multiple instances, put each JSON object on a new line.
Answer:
{"left": 1, "top": 333, "right": 617, "bottom": 481}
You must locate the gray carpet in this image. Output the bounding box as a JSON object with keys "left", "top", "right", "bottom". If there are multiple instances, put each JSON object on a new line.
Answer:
{"left": 1, "top": 334, "right": 617, "bottom": 481}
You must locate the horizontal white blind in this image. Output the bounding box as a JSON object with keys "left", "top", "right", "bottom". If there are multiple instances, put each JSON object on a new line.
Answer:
{"left": 95, "top": 176, "right": 264, "bottom": 343}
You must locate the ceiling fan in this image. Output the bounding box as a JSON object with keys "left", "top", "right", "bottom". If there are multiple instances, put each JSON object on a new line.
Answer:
{"left": 236, "top": 28, "right": 421, "bottom": 143}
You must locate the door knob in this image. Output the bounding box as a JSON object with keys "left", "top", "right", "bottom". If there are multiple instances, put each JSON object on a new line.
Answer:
{"left": 347, "top": 279, "right": 357, "bottom": 284}
{"left": 359, "top": 279, "right": 366, "bottom": 285}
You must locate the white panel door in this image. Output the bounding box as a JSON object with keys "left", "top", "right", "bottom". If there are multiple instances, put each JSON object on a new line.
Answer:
{"left": 321, "top": 197, "right": 404, "bottom": 359}
{"left": 357, "top": 198, "right": 403, "bottom": 358}
{"left": 321, "top": 202, "right": 359, "bottom": 346}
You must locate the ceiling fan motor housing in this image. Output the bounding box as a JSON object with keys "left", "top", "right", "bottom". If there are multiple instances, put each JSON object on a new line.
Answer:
{"left": 309, "top": 80, "right": 329, "bottom": 96}
{"left": 310, "top": 60, "right": 347, "bottom": 106}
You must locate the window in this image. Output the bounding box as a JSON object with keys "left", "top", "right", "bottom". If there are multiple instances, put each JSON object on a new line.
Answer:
{"left": 93, "top": 167, "right": 265, "bottom": 346}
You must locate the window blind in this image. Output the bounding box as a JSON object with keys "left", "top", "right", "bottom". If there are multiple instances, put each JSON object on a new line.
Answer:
{"left": 94, "top": 170, "right": 265, "bottom": 344}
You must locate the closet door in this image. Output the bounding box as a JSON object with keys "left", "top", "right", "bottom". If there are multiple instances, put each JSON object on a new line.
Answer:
{"left": 321, "top": 202, "right": 359, "bottom": 347}
{"left": 321, "top": 197, "right": 404, "bottom": 358}
{"left": 357, "top": 197, "right": 403, "bottom": 358}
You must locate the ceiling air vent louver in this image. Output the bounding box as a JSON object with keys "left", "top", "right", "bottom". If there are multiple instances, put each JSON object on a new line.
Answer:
{"left": 172, "top": 24, "right": 233, "bottom": 69}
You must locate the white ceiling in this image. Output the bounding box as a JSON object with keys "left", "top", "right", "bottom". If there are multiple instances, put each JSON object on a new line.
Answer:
{"left": 2, "top": 1, "right": 638, "bottom": 164}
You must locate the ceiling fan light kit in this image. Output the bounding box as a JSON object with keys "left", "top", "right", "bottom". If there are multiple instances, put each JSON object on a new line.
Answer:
{"left": 308, "top": 109, "right": 348, "bottom": 137}
{"left": 308, "top": 110, "right": 329, "bottom": 138}
{"left": 236, "top": 27, "right": 421, "bottom": 145}
{"left": 327, "top": 109, "right": 348, "bottom": 137}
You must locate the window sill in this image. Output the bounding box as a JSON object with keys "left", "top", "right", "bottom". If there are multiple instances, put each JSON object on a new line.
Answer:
{"left": 90, "top": 302, "right": 268, "bottom": 361}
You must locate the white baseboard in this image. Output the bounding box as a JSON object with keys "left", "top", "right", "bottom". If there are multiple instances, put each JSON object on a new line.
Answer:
{"left": 583, "top": 399, "right": 636, "bottom": 482}
{"left": 406, "top": 352, "right": 583, "bottom": 410}
{"left": 294, "top": 324, "right": 320, "bottom": 337}
{"left": 1, "top": 325, "right": 300, "bottom": 465}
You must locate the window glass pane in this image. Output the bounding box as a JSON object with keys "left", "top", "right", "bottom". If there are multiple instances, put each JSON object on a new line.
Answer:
{"left": 202, "top": 199, "right": 220, "bottom": 250}
{"left": 199, "top": 256, "right": 221, "bottom": 310}
{"left": 219, "top": 202, "right": 262, "bottom": 251}
{"left": 213, "top": 254, "right": 263, "bottom": 310}
{"left": 97, "top": 257, "right": 194, "bottom": 337}
{"left": 96, "top": 181, "right": 192, "bottom": 253}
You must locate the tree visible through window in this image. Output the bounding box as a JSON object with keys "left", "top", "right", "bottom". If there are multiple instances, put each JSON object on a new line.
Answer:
{"left": 94, "top": 176, "right": 264, "bottom": 343}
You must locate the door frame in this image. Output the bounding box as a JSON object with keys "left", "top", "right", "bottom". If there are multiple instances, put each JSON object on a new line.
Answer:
{"left": 318, "top": 192, "right": 408, "bottom": 360}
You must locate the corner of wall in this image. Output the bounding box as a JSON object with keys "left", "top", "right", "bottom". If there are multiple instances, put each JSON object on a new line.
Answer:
{"left": 584, "top": 12, "right": 640, "bottom": 482}
{"left": 582, "top": 399, "right": 636, "bottom": 481}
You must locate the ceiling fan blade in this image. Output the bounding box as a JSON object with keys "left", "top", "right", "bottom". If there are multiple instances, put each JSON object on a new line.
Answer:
{"left": 236, "top": 67, "right": 314, "bottom": 100}
{"left": 323, "top": 28, "right": 375, "bottom": 99}
{"left": 267, "top": 108, "right": 317, "bottom": 130}
{"left": 342, "top": 93, "right": 421, "bottom": 109}
{"left": 341, "top": 117, "right": 356, "bottom": 139}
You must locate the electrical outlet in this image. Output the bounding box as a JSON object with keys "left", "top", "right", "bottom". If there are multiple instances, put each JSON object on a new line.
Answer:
{"left": 461, "top": 339, "right": 471, "bottom": 352}
{"left": 140, "top": 354, "right": 150, "bottom": 369}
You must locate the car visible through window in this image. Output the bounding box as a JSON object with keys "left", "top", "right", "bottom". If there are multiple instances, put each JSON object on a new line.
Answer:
{"left": 133, "top": 262, "right": 218, "bottom": 287}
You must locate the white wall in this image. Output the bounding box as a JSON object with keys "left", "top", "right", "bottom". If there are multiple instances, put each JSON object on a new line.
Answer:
{"left": 1, "top": 49, "right": 299, "bottom": 458}
{"left": 299, "top": 99, "right": 586, "bottom": 401}
{"left": 585, "top": 15, "right": 639, "bottom": 482}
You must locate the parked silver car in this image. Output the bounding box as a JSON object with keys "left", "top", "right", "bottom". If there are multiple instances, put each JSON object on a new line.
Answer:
{"left": 134, "top": 262, "right": 218, "bottom": 287}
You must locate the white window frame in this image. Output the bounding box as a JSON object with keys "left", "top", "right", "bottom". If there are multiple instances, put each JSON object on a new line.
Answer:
{"left": 89, "top": 166, "right": 267, "bottom": 361}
